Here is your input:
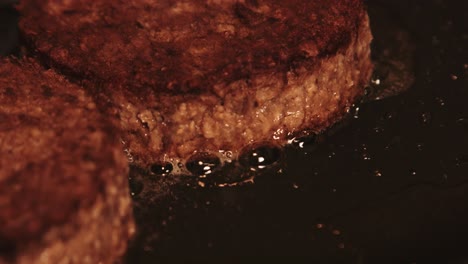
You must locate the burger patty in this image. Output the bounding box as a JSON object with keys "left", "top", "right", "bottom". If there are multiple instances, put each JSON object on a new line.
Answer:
{"left": 19, "top": 0, "right": 373, "bottom": 174}
{"left": 0, "top": 59, "right": 134, "bottom": 264}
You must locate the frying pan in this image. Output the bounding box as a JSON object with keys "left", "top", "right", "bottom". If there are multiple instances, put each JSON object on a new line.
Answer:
{"left": 1, "top": 0, "right": 467, "bottom": 262}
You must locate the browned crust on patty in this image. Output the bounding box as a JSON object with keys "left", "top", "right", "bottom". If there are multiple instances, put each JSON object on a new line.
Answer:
{"left": 19, "top": 0, "right": 365, "bottom": 96}
{"left": 0, "top": 59, "right": 134, "bottom": 263}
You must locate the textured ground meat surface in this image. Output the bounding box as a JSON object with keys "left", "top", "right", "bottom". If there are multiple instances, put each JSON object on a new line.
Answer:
{"left": 0, "top": 59, "right": 134, "bottom": 264}
{"left": 19, "top": 0, "right": 373, "bottom": 173}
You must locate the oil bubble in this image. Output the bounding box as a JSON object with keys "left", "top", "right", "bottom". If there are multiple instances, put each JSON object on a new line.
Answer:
{"left": 420, "top": 112, "right": 433, "bottom": 125}
{"left": 290, "top": 134, "right": 317, "bottom": 149}
{"left": 239, "top": 143, "right": 282, "bottom": 171}
{"left": 186, "top": 152, "right": 221, "bottom": 176}
{"left": 150, "top": 162, "right": 173, "bottom": 176}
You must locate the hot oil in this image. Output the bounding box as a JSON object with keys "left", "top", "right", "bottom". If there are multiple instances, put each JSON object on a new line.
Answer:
{"left": 128, "top": 0, "right": 416, "bottom": 194}
{"left": 124, "top": 0, "right": 468, "bottom": 261}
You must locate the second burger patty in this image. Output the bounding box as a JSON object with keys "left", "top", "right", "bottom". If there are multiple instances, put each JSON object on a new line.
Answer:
{"left": 0, "top": 59, "right": 134, "bottom": 264}
{"left": 19, "top": 0, "right": 373, "bottom": 174}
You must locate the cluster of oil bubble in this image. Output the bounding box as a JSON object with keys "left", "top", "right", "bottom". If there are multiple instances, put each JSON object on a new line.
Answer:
{"left": 128, "top": 142, "right": 285, "bottom": 194}
{"left": 127, "top": 133, "right": 326, "bottom": 197}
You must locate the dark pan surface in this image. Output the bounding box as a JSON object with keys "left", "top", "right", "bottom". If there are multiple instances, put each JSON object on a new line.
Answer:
{"left": 1, "top": 0, "right": 467, "bottom": 262}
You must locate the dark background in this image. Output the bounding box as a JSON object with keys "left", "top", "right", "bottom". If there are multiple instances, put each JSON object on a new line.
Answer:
{"left": 1, "top": 0, "right": 468, "bottom": 263}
